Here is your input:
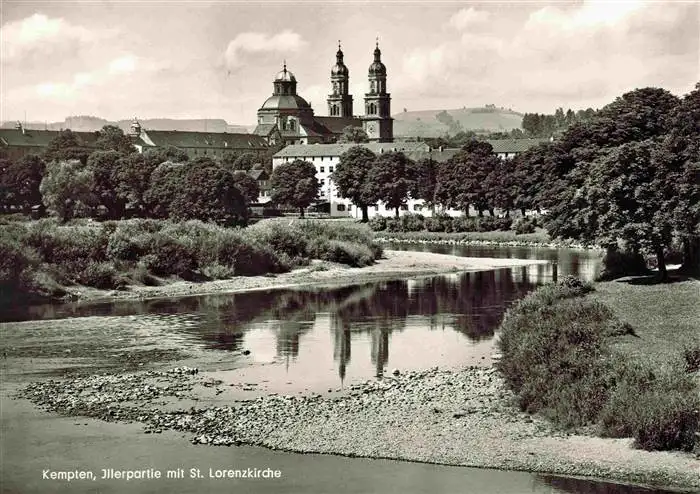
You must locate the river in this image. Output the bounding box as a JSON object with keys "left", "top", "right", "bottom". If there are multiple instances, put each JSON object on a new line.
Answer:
{"left": 1, "top": 246, "right": 693, "bottom": 493}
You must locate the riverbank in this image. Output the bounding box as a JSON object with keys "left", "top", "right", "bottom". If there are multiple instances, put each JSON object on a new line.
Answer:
{"left": 14, "top": 365, "right": 700, "bottom": 491}
{"left": 29, "top": 250, "right": 550, "bottom": 305}
{"left": 373, "top": 230, "right": 599, "bottom": 249}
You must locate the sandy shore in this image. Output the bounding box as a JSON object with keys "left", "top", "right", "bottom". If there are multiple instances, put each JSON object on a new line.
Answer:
{"left": 61, "top": 250, "right": 550, "bottom": 304}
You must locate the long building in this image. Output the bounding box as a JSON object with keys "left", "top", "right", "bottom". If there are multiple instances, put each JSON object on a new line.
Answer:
{"left": 272, "top": 139, "right": 548, "bottom": 218}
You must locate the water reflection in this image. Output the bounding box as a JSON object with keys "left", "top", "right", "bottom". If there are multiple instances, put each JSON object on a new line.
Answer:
{"left": 536, "top": 474, "right": 689, "bottom": 494}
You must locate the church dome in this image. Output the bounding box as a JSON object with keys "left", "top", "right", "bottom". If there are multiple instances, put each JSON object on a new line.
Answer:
{"left": 274, "top": 67, "right": 296, "bottom": 82}
{"left": 261, "top": 94, "right": 311, "bottom": 110}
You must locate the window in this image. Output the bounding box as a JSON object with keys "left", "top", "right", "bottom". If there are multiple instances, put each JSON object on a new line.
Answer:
{"left": 401, "top": 204, "right": 409, "bottom": 211}
{"left": 414, "top": 204, "right": 423, "bottom": 211}
{"left": 347, "top": 205, "right": 352, "bottom": 211}
{"left": 337, "top": 204, "right": 346, "bottom": 212}
{"left": 320, "top": 179, "right": 325, "bottom": 186}
{"left": 329, "top": 166, "right": 334, "bottom": 172}
{"left": 320, "top": 166, "right": 325, "bottom": 173}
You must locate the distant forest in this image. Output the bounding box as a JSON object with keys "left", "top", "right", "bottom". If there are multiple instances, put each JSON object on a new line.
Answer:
{"left": 521, "top": 108, "right": 597, "bottom": 137}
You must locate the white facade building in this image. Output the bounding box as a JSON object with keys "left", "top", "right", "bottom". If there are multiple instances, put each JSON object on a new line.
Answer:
{"left": 272, "top": 139, "right": 548, "bottom": 218}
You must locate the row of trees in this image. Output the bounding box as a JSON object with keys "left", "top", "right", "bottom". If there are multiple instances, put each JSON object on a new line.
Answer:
{"left": 0, "top": 126, "right": 273, "bottom": 225}
{"left": 331, "top": 86, "right": 699, "bottom": 277}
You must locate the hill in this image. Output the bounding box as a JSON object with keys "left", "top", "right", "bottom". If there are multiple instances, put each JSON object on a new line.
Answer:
{"left": 392, "top": 107, "right": 524, "bottom": 138}
{"left": 1, "top": 117, "right": 251, "bottom": 134}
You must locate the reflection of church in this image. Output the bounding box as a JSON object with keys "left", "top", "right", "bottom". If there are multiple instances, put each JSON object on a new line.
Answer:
{"left": 254, "top": 41, "right": 393, "bottom": 145}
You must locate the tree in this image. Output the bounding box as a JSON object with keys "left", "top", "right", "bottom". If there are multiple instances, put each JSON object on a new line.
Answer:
{"left": 231, "top": 171, "right": 260, "bottom": 204}
{"left": 40, "top": 160, "right": 97, "bottom": 222}
{"left": 44, "top": 129, "right": 92, "bottom": 164}
{"left": 112, "top": 147, "right": 188, "bottom": 217}
{"left": 337, "top": 126, "right": 370, "bottom": 144}
{"left": 233, "top": 152, "right": 258, "bottom": 171}
{"left": 171, "top": 165, "right": 248, "bottom": 226}
{"left": 332, "top": 146, "right": 377, "bottom": 221}
{"left": 0, "top": 155, "right": 46, "bottom": 214}
{"left": 88, "top": 150, "right": 129, "bottom": 219}
{"left": 95, "top": 125, "right": 135, "bottom": 154}
{"left": 659, "top": 83, "right": 700, "bottom": 273}
{"left": 435, "top": 140, "right": 498, "bottom": 216}
{"left": 270, "top": 160, "right": 319, "bottom": 218}
{"left": 365, "top": 151, "right": 412, "bottom": 218}
{"left": 407, "top": 157, "right": 437, "bottom": 209}
{"left": 144, "top": 162, "right": 188, "bottom": 218}
{"left": 483, "top": 157, "right": 517, "bottom": 216}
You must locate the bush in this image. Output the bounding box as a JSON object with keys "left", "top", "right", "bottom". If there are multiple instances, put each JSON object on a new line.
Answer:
{"left": 451, "top": 216, "right": 478, "bottom": 233}
{"left": 201, "top": 262, "right": 235, "bottom": 280}
{"left": 141, "top": 234, "right": 198, "bottom": 279}
{"left": 77, "top": 261, "right": 119, "bottom": 289}
{"left": 399, "top": 213, "right": 425, "bottom": 232}
{"left": 369, "top": 216, "right": 387, "bottom": 231}
{"left": 597, "top": 247, "right": 649, "bottom": 281}
{"left": 514, "top": 217, "right": 537, "bottom": 235}
{"left": 384, "top": 217, "right": 401, "bottom": 233}
{"left": 0, "top": 235, "right": 41, "bottom": 297}
{"left": 318, "top": 240, "right": 374, "bottom": 267}
{"left": 497, "top": 279, "right": 699, "bottom": 451}
{"left": 247, "top": 221, "right": 309, "bottom": 258}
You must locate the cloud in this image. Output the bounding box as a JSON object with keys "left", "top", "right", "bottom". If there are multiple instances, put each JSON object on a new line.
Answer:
{"left": 108, "top": 55, "right": 138, "bottom": 74}
{"left": 396, "top": 1, "right": 697, "bottom": 111}
{"left": 224, "top": 30, "right": 306, "bottom": 69}
{"left": 448, "top": 7, "right": 491, "bottom": 30}
{"left": 0, "top": 13, "right": 116, "bottom": 62}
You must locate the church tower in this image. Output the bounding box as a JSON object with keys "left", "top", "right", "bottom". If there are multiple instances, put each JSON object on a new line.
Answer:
{"left": 362, "top": 40, "right": 393, "bottom": 142}
{"left": 327, "top": 41, "right": 353, "bottom": 117}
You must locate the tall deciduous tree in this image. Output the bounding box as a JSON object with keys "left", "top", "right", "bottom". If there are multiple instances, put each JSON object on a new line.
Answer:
{"left": 270, "top": 160, "right": 319, "bottom": 218}
{"left": 407, "top": 157, "right": 438, "bottom": 210}
{"left": 96, "top": 125, "right": 135, "bottom": 154}
{"left": 39, "top": 160, "right": 97, "bottom": 222}
{"left": 88, "top": 150, "right": 127, "bottom": 219}
{"left": 332, "top": 146, "right": 376, "bottom": 221}
{"left": 0, "top": 155, "right": 46, "bottom": 214}
{"left": 44, "top": 129, "right": 92, "bottom": 164}
{"left": 231, "top": 171, "right": 260, "bottom": 204}
{"left": 144, "top": 162, "right": 188, "bottom": 219}
{"left": 171, "top": 164, "right": 248, "bottom": 226}
{"left": 365, "top": 151, "right": 412, "bottom": 218}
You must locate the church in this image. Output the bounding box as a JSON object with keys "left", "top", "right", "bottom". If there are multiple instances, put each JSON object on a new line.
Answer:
{"left": 253, "top": 42, "right": 393, "bottom": 145}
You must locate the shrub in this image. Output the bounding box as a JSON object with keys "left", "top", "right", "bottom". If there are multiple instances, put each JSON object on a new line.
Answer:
{"left": 369, "top": 216, "right": 387, "bottom": 231}
{"left": 141, "top": 234, "right": 198, "bottom": 279}
{"left": 319, "top": 240, "right": 374, "bottom": 267}
{"left": 597, "top": 247, "right": 650, "bottom": 281}
{"left": 0, "top": 235, "right": 41, "bottom": 299}
{"left": 514, "top": 217, "right": 537, "bottom": 235}
{"left": 385, "top": 217, "right": 402, "bottom": 233}
{"left": 215, "top": 232, "right": 281, "bottom": 276}
{"left": 77, "top": 261, "right": 119, "bottom": 289}
{"left": 247, "top": 221, "right": 309, "bottom": 258}
{"left": 399, "top": 213, "right": 424, "bottom": 232}
{"left": 451, "top": 216, "right": 478, "bottom": 233}
{"left": 497, "top": 279, "right": 699, "bottom": 451}
{"left": 201, "top": 262, "right": 235, "bottom": 280}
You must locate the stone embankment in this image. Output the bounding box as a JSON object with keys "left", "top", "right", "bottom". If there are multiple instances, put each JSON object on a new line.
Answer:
{"left": 18, "top": 366, "right": 700, "bottom": 491}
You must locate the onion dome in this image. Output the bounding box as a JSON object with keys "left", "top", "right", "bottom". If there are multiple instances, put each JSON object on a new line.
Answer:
{"left": 368, "top": 40, "right": 386, "bottom": 76}
{"left": 332, "top": 41, "right": 349, "bottom": 76}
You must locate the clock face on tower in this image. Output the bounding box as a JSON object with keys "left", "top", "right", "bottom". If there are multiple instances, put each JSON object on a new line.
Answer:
{"left": 366, "top": 123, "right": 376, "bottom": 135}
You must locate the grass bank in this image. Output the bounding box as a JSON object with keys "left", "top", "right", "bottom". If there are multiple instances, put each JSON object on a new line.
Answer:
{"left": 496, "top": 275, "right": 700, "bottom": 453}
{"left": 0, "top": 218, "right": 383, "bottom": 306}
{"left": 373, "top": 229, "right": 563, "bottom": 247}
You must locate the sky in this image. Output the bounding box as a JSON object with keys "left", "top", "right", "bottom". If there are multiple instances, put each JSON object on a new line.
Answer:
{"left": 1, "top": 0, "right": 698, "bottom": 125}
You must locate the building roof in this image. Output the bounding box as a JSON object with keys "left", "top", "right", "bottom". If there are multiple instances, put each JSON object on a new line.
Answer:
{"left": 248, "top": 169, "right": 269, "bottom": 180}
{"left": 405, "top": 148, "right": 461, "bottom": 163}
{"left": 313, "top": 116, "right": 364, "bottom": 134}
{"left": 253, "top": 123, "right": 278, "bottom": 137}
{"left": 0, "top": 128, "right": 100, "bottom": 148}
{"left": 485, "top": 138, "right": 550, "bottom": 154}
{"left": 141, "top": 130, "right": 268, "bottom": 150}
{"left": 273, "top": 141, "right": 428, "bottom": 158}
{"left": 260, "top": 94, "right": 312, "bottom": 111}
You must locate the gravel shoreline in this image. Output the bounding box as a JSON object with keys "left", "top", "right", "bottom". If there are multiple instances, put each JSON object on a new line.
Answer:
{"left": 18, "top": 366, "right": 700, "bottom": 491}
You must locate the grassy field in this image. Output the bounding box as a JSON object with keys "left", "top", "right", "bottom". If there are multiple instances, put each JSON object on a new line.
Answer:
{"left": 590, "top": 277, "right": 700, "bottom": 368}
